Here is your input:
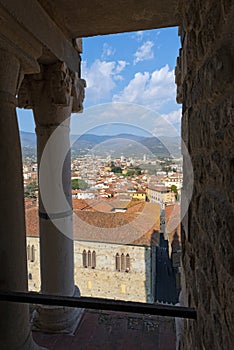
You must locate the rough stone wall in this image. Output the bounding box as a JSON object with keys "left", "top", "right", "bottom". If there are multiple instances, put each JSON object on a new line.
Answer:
{"left": 176, "top": 1, "right": 234, "bottom": 349}
{"left": 26, "top": 237, "right": 155, "bottom": 302}
{"left": 27, "top": 237, "right": 41, "bottom": 292}
{"left": 74, "top": 240, "right": 154, "bottom": 302}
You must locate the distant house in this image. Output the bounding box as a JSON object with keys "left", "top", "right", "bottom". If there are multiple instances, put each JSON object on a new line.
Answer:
{"left": 72, "top": 189, "right": 97, "bottom": 200}
{"left": 147, "top": 184, "right": 176, "bottom": 209}
{"left": 131, "top": 190, "right": 146, "bottom": 201}
{"left": 163, "top": 173, "right": 183, "bottom": 190}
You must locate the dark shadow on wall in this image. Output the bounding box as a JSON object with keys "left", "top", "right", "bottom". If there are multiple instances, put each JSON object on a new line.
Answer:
{"left": 151, "top": 232, "right": 179, "bottom": 304}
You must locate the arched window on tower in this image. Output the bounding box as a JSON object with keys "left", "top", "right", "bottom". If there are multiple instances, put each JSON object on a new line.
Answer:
{"left": 92, "top": 251, "right": 96, "bottom": 269}
{"left": 82, "top": 250, "right": 87, "bottom": 267}
{"left": 88, "top": 250, "right": 91, "bottom": 267}
{"left": 115, "top": 253, "right": 120, "bottom": 271}
{"left": 31, "top": 245, "right": 35, "bottom": 262}
{"left": 121, "top": 253, "right": 125, "bottom": 272}
{"left": 126, "top": 254, "right": 130, "bottom": 272}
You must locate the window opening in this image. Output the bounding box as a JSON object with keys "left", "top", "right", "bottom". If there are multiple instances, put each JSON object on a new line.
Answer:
{"left": 126, "top": 254, "right": 130, "bottom": 272}
{"left": 31, "top": 245, "right": 35, "bottom": 262}
{"left": 92, "top": 251, "right": 96, "bottom": 269}
{"left": 83, "top": 250, "right": 87, "bottom": 267}
{"left": 121, "top": 253, "right": 125, "bottom": 272}
{"left": 88, "top": 250, "right": 92, "bottom": 267}
{"left": 115, "top": 253, "right": 120, "bottom": 271}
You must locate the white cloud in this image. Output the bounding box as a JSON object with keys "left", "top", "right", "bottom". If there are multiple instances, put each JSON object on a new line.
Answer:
{"left": 135, "top": 31, "right": 144, "bottom": 42}
{"left": 101, "top": 43, "right": 115, "bottom": 59}
{"left": 160, "top": 109, "right": 182, "bottom": 124}
{"left": 115, "top": 60, "right": 129, "bottom": 74}
{"left": 133, "top": 40, "right": 154, "bottom": 64}
{"left": 113, "top": 65, "right": 176, "bottom": 110}
{"left": 82, "top": 59, "right": 128, "bottom": 103}
{"left": 133, "top": 30, "right": 160, "bottom": 43}
{"left": 71, "top": 102, "right": 181, "bottom": 138}
{"left": 152, "top": 109, "right": 182, "bottom": 136}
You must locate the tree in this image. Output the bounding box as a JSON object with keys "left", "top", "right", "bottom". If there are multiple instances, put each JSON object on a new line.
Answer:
{"left": 126, "top": 167, "right": 141, "bottom": 177}
{"left": 111, "top": 166, "right": 122, "bottom": 174}
{"left": 72, "top": 179, "right": 89, "bottom": 190}
{"left": 135, "top": 169, "right": 142, "bottom": 175}
{"left": 24, "top": 182, "right": 38, "bottom": 198}
{"left": 170, "top": 185, "right": 178, "bottom": 200}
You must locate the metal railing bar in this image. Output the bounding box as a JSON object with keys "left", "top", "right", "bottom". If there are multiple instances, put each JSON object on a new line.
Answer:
{"left": 0, "top": 291, "right": 197, "bottom": 319}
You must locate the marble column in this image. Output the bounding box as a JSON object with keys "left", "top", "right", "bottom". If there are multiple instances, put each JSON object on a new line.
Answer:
{"left": 0, "top": 50, "right": 46, "bottom": 349}
{"left": 18, "top": 62, "right": 85, "bottom": 333}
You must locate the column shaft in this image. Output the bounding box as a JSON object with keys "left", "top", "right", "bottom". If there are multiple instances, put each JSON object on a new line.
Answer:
{"left": 0, "top": 49, "right": 46, "bottom": 349}
{"left": 26, "top": 62, "right": 84, "bottom": 333}
{"left": 36, "top": 118, "right": 75, "bottom": 296}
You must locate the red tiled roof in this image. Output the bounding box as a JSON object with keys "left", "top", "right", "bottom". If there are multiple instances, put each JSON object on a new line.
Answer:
{"left": 148, "top": 184, "right": 170, "bottom": 192}
{"left": 25, "top": 207, "right": 39, "bottom": 237}
{"left": 72, "top": 199, "right": 93, "bottom": 210}
{"left": 26, "top": 200, "right": 160, "bottom": 245}
{"left": 74, "top": 202, "right": 160, "bottom": 245}
{"left": 165, "top": 203, "right": 180, "bottom": 229}
{"left": 165, "top": 203, "right": 181, "bottom": 245}
{"left": 25, "top": 198, "right": 37, "bottom": 209}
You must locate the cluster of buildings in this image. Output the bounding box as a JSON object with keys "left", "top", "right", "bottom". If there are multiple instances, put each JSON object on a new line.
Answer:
{"left": 24, "top": 154, "right": 182, "bottom": 305}
{"left": 26, "top": 198, "right": 181, "bottom": 303}
{"left": 70, "top": 155, "right": 182, "bottom": 204}
{"left": 23, "top": 162, "right": 37, "bottom": 183}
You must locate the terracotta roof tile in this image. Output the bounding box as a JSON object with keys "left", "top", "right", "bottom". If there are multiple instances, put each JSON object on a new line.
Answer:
{"left": 25, "top": 207, "right": 39, "bottom": 237}
{"left": 26, "top": 200, "right": 160, "bottom": 246}
{"left": 165, "top": 203, "right": 181, "bottom": 246}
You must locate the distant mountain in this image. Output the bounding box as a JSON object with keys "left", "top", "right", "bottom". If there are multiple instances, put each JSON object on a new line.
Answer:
{"left": 20, "top": 131, "right": 36, "bottom": 148}
{"left": 72, "top": 133, "right": 170, "bottom": 157}
{"left": 20, "top": 132, "right": 36, "bottom": 158}
{"left": 20, "top": 131, "right": 181, "bottom": 158}
{"left": 159, "top": 136, "right": 181, "bottom": 158}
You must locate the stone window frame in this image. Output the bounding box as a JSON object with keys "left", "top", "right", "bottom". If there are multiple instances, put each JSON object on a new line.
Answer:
{"left": 115, "top": 253, "right": 120, "bottom": 271}
{"left": 83, "top": 249, "right": 96, "bottom": 269}
{"left": 88, "top": 250, "right": 92, "bottom": 267}
{"left": 31, "top": 245, "right": 35, "bottom": 262}
{"left": 116, "top": 253, "right": 131, "bottom": 272}
{"left": 126, "top": 253, "right": 130, "bottom": 272}
{"left": 27, "top": 244, "right": 35, "bottom": 262}
{"left": 91, "top": 251, "right": 96, "bottom": 269}
{"left": 121, "top": 253, "right": 125, "bottom": 271}
{"left": 82, "top": 249, "right": 87, "bottom": 267}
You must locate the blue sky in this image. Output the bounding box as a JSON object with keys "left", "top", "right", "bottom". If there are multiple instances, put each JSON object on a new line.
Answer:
{"left": 17, "top": 27, "right": 181, "bottom": 136}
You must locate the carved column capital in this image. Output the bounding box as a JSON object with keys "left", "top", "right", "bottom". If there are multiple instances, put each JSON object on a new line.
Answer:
{"left": 18, "top": 61, "right": 86, "bottom": 113}
{"left": 71, "top": 73, "right": 86, "bottom": 113}
{"left": 49, "top": 61, "right": 72, "bottom": 107}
